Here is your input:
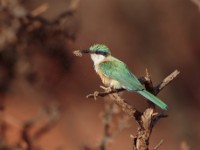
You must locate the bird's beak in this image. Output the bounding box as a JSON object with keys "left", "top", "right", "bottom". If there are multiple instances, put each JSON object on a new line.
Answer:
{"left": 80, "top": 50, "right": 91, "bottom": 54}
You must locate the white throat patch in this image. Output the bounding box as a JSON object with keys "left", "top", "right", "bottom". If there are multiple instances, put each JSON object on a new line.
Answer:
{"left": 91, "top": 54, "right": 106, "bottom": 65}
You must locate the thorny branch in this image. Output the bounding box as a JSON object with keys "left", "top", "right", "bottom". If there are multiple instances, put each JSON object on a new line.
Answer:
{"left": 86, "top": 69, "right": 180, "bottom": 150}
{"left": 0, "top": 0, "right": 79, "bottom": 149}
{"left": 21, "top": 104, "right": 60, "bottom": 150}
{"left": 86, "top": 70, "right": 180, "bottom": 99}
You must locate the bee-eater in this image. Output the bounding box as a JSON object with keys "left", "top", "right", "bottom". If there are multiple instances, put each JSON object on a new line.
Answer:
{"left": 76, "top": 44, "right": 167, "bottom": 110}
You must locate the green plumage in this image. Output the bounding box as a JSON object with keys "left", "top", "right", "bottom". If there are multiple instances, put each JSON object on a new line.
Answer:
{"left": 99, "top": 57, "right": 144, "bottom": 91}
{"left": 99, "top": 56, "right": 167, "bottom": 110}
{"left": 89, "top": 44, "right": 111, "bottom": 55}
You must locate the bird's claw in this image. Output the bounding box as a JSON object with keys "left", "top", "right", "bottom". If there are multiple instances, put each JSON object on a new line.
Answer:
{"left": 100, "top": 85, "right": 112, "bottom": 93}
{"left": 86, "top": 91, "right": 99, "bottom": 100}
{"left": 93, "top": 91, "right": 99, "bottom": 100}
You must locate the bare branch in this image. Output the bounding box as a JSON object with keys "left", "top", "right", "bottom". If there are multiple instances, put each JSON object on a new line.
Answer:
{"left": 154, "top": 70, "right": 180, "bottom": 95}
{"left": 86, "top": 89, "right": 125, "bottom": 99}
{"left": 86, "top": 70, "right": 180, "bottom": 99}
{"left": 33, "top": 104, "right": 60, "bottom": 140}
{"left": 20, "top": 104, "right": 60, "bottom": 150}
{"left": 31, "top": 3, "right": 49, "bottom": 17}
{"left": 53, "top": 0, "right": 80, "bottom": 24}
{"left": 85, "top": 69, "right": 179, "bottom": 150}
{"left": 153, "top": 139, "right": 164, "bottom": 150}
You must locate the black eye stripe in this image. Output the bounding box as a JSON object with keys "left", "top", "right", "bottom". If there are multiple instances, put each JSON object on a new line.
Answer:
{"left": 94, "top": 51, "right": 108, "bottom": 56}
{"left": 81, "top": 49, "right": 109, "bottom": 56}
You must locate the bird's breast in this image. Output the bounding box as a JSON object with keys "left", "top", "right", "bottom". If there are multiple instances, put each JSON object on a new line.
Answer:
{"left": 95, "top": 65, "right": 123, "bottom": 89}
{"left": 96, "top": 67, "right": 111, "bottom": 87}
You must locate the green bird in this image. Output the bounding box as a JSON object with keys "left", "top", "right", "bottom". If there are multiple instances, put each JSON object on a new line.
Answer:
{"left": 76, "top": 44, "right": 167, "bottom": 110}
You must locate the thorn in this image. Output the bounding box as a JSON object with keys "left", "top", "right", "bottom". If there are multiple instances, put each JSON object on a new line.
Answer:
{"left": 145, "top": 68, "right": 151, "bottom": 81}
{"left": 153, "top": 139, "right": 164, "bottom": 150}
{"left": 145, "top": 68, "right": 151, "bottom": 78}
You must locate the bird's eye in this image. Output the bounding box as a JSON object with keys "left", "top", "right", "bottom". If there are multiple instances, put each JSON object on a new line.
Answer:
{"left": 95, "top": 51, "right": 107, "bottom": 56}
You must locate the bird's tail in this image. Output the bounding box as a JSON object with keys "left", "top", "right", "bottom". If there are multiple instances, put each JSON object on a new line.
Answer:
{"left": 137, "top": 90, "right": 167, "bottom": 110}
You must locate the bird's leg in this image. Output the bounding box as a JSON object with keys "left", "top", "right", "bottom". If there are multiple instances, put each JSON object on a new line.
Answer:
{"left": 93, "top": 91, "right": 99, "bottom": 100}
{"left": 100, "top": 85, "right": 113, "bottom": 93}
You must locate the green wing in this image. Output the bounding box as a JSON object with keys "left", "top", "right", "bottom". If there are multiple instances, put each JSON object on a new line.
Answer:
{"left": 99, "top": 57, "right": 144, "bottom": 91}
{"left": 99, "top": 57, "right": 168, "bottom": 110}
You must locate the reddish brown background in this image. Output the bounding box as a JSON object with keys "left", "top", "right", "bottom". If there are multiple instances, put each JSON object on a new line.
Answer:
{"left": 2, "top": 0, "right": 200, "bottom": 150}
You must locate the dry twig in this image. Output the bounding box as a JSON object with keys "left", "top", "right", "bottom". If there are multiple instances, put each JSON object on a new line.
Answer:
{"left": 153, "top": 139, "right": 163, "bottom": 150}
{"left": 20, "top": 104, "right": 60, "bottom": 150}
{"left": 86, "top": 69, "right": 180, "bottom": 150}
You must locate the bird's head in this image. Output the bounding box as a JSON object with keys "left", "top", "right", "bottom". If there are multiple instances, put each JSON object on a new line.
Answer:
{"left": 89, "top": 44, "right": 111, "bottom": 56}
{"left": 75, "top": 44, "right": 111, "bottom": 64}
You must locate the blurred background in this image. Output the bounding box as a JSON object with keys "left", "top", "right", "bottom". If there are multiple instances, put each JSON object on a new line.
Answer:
{"left": 0, "top": 0, "right": 200, "bottom": 150}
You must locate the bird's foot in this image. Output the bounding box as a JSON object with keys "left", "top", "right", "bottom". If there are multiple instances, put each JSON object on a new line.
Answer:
{"left": 100, "top": 85, "right": 112, "bottom": 93}
{"left": 93, "top": 91, "right": 99, "bottom": 100}
{"left": 86, "top": 91, "right": 99, "bottom": 100}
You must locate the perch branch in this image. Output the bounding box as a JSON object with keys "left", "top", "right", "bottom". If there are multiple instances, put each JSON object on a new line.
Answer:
{"left": 86, "top": 70, "right": 180, "bottom": 99}
{"left": 132, "top": 69, "right": 179, "bottom": 150}
{"left": 86, "top": 69, "right": 179, "bottom": 150}
{"left": 86, "top": 89, "right": 125, "bottom": 99}
{"left": 73, "top": 49, "right": 180, "bottom": 150}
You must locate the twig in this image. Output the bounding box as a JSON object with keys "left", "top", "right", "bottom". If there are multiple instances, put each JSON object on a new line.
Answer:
{"left": 31, "top": 3, "right": 49, "bottom": 17}
{"left": 53, "top": 0, "right": 80, "bottom": 24}
{"left": 21, "top": 120, "right": 35, "bottom": 150}
{"left": 33, "top": 104, "right": 60, "bottom": 140}
{"left": 86, "top": 89, "right": 125, "bottom": 99}
{"left": 86, "top": 70, "right": 180, "bottom": 99}
{"left": 154, "top": 70, "right": 180, "bottom": 95}
{"left": 86, "top": 69, "right": 179, "bottom": 150}
{"left": 153, "top": 139, "right": 164, "bottom": 150}
{"left": 20, "top": 104, "right": 60, "bottom": 150}
{"left": 132, "top": 70, "right": 179, "bottom": 150}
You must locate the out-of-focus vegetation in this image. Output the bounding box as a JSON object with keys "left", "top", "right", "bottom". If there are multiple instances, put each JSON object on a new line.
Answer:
{"left": 0, "top": 0, "right": 200, "bottom": 150}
